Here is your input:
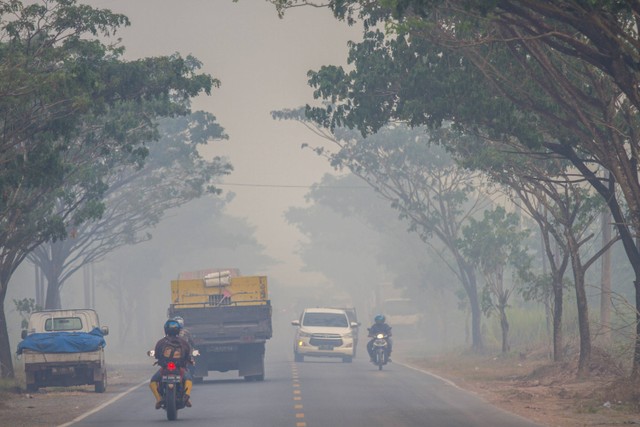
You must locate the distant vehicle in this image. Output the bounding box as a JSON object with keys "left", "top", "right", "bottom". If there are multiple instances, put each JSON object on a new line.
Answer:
{"left": 168, "top": 269, "right": 272, "bottom": 382}
{"left": 332, "top": 306, "right": 360, "bottom": 352}
{"left": 369, "top": 331, "right": 390, "bottom": 370}
{"left": 291, "top": 308, "right": 358, "bottom": 363}
{"left": 18, "top": 309, "right": 109, "bottom": 393}
{"left": 382, "top": 298, "right": 423, "bottom": 331}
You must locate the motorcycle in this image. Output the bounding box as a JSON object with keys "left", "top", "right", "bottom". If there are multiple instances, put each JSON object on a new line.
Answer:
{"left": 148, "top": 349, "right": 199, "bottom": 421}
{"left": 371, "top": 333, "right": 389, "bottom": 370}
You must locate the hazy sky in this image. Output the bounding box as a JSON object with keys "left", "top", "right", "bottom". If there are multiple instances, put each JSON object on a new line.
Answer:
{"left": 84, "top": 0, "right": 361, "bottom": 286}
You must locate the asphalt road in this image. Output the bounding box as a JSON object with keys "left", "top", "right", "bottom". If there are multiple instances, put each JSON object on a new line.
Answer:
{"left": 63, "top": 340, "right": 542, "bottom": 427}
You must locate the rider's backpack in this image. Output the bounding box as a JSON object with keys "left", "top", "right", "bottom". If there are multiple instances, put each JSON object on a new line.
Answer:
{"left": 159, "top": 339, "right": 184, "bottom": 365}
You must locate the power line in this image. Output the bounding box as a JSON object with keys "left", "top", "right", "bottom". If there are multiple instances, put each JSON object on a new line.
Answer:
{"left": 216, "top": 182, "right": 370, "bottom": 189}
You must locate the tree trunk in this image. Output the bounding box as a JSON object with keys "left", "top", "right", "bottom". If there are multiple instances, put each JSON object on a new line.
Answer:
{"left": 454, "top": 251, "right": 483, "bottom": 351}
{"left": 600, "top": 207, "right": 612, "bottom": 344}
{"left": 634, "top": 279, "right": 640, "bottom": 379}
{"left": 41, "top": 244, "right": 64, "bottom": 310}
{"left": 45, "top": 276, "right": 61, "bottom": 309}
{"left": 0, "top": 276, "right": 14, "bottom": 378}
{"left": 573, "top": 264, "right": 591, "bottom": 377}
{"left": 467, "top": 273, "right": 484, "bottom": 352}
{"left": 500, "top": 304, "right": 509, "bottom": 353}
{"left": 552, "top": 272, "right": 564, "bottom": 362}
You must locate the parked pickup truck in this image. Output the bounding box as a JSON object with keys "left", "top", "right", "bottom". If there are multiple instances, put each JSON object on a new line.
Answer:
{"left": 17, "top": 309, "right": 109, "bottom": 393}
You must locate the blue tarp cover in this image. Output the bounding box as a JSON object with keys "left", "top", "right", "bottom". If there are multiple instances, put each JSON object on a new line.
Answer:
{"left": 17, "top": 327, "right": 106, "bottom": 354}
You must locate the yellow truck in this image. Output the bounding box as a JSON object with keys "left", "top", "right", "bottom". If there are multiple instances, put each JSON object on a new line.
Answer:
{"left": 167, "top": 269, "right": 272, "bottom": 381}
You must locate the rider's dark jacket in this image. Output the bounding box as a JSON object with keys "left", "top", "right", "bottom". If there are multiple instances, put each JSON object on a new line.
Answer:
{"left": 368, "top": 323, "right": 392, "bottom": 337}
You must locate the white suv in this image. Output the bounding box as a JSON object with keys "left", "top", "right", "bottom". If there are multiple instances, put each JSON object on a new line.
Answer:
{"left": 291, "top": 308, "right": 358, "bottom": 363}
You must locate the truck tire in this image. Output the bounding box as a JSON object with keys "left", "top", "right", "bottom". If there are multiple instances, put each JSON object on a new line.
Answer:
{"left": 26, "top": 383, "right": 38, "bottom": 393}
{"left": 342, "top": 356, "right": 352, "bottom": 363}
{"left": 193, "top": 376, "right": 204, "bottom": 384}
{"left": 294, "top": 353, "right": 304, "bottom": 363}
{"left": 94, "top": 371, "right": 107, "bottom": 393}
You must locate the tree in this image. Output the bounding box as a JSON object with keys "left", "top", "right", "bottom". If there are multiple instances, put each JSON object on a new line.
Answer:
{"left": 271, "top": 0, "right": 640, "bottom": 376}
{"left": 453, "top": 133, "right": 620, "bottom": 371}
{"left": 98, "top": 195, "right": 276, "bottom": 350}
{"left": 288, "top": 172, "right": 471, "bottom": 347}
{"left": 460, "top": 206, "right": 532, "bottom": 354}
{"left": 0, "top": 0, "right": 216, "bottom": 378}
{"left": 274, "top": 114, "right": 493, "bottom": 351}
{"left": 28, "top": 111, "right": 232, "bottom": 309}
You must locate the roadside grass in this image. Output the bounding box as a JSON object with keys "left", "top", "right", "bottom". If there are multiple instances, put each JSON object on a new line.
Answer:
{"left": 0, "top": 367, "right": 25, "bottom": 394}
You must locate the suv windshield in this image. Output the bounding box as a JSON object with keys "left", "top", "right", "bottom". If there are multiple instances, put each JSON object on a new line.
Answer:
{"left": 302, "top": 312, "right": 348, "bottom": 327}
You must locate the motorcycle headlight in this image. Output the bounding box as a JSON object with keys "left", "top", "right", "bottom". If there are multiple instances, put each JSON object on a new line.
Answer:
{"left": 376, "top": 333, "right": 384, "bottom": 339}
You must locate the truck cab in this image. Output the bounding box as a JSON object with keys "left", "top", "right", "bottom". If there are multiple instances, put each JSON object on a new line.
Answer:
{"left": 22, "top": 309, "right": 109, "bottom": 338}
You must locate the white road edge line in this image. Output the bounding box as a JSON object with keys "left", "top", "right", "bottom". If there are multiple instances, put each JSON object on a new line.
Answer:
{"left": 57, "top": 380, "right": 148, "bottom": 427}
{"left": 395, "top": 360, "right": 461, "bottom": 389}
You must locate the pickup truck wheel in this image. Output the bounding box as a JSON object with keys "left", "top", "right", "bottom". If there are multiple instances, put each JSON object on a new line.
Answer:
{"left": 294, "top": 353, "right": 304, "bottom": 363}
{"left": 342, "top": 356, "right": 353, "bottom": 363}
{"left": 94, "top": 373, "right": 107, "bottom": 393}
{"left": 193, "top": 376, "right": 204, "bottom": 384}
{"left": 26, "top": 383, "right": 38, "bottom": 393}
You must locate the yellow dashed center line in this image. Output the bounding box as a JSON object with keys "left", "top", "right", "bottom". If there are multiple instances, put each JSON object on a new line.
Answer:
{"left": 292, "top": 362, "right": 306, "bottom": 426}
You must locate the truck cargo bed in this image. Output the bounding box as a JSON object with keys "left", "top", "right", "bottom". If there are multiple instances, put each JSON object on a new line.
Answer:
{"left": 23, "top": 349, "right": 103, "bottom": 364}
{"left": 169, "top": 303, "right": 272, "bottom": 345}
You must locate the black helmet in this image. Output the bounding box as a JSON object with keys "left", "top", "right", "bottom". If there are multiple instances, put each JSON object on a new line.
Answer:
{"left": 374, "top": 314, "right": 385, "bottom": 324}
{"left": 164, "top": 319, "right": 181, "bottom": 336}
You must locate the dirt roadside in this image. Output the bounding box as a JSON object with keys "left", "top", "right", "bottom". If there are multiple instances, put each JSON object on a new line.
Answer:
{"left": 0, "top": 363, "right": 153, "bottom": 427}
{"left": 407, "top": 350, "right": 640, "bottom": 427}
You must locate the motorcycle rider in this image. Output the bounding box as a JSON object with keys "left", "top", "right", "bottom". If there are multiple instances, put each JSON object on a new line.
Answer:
{"left": 367, "top": 314, "right": 393, "bottom": 363}
{"left": 174, "top": 316, "right": 195, "bottom": 348}
{"left": 174, "top": 316, "right": 196, "bottom": 378}
{"left": 149, "top": 319, "right": 194, "bottom": 409}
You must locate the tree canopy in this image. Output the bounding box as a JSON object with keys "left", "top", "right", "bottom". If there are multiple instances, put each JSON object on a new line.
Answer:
{"left": 271, "top": 0, "right": 640, "bottom": 376}
{"left": 0, "top": 0, "right": 218, "bottom": 378}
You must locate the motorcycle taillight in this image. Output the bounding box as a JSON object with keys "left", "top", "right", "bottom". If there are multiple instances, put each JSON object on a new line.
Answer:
{"left": 167, "top": 361, "right": 177, "bottom": 371}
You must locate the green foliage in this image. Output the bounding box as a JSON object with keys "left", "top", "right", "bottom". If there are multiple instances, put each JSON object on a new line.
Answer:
{"left": 12, "top": 298, "right": 41, "bottom": 329}
{"left": 29, "top": 110, "right": 232, "bottom": 308}
{"left": 0, "top": 0, "right": 219, "bottom": 377}
{"left": 0, "top": 0, "right": 217, "bottom": 267}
